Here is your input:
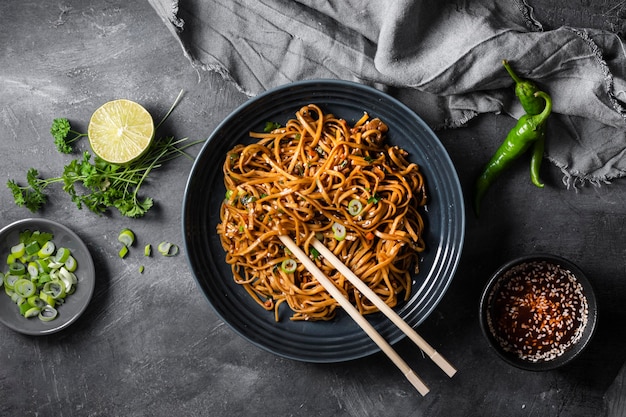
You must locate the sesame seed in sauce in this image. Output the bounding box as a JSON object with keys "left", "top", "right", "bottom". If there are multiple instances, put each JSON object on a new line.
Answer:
{"left": 486, "top": 260, "right": 589, "bottom": 363}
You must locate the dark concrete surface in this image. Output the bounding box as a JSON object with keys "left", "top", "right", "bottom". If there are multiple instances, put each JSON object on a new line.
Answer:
{"left": 1, "top": 1, "right": 625, "bottom": 416}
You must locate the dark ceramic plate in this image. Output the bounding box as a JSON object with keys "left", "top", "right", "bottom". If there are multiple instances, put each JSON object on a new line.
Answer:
{"left": 0, "top": 218, "right": 96, "bottom": 335}
{"left": 479, "top": 254, "right": 598, "bottom": 371}
{"left": 182, "top": 79, "right": 465, "bottom": 363}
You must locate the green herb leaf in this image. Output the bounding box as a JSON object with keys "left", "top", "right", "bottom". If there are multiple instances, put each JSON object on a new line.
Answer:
{"left": 264, "top": 121, "right": 281, "bottom": 132}
{"left": 367, "top": 193, "right": 382, "bottom": 204}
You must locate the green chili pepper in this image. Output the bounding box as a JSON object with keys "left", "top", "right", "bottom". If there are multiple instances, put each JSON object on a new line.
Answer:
{"left": 474, "top": 91, "right": 552, "bottom": 215}
{"left": 502, "top": 60, "right": 544, "bottom": 115}
{"left": 530, "top": 132, "right": 545, "bottom": 189}
{"left": 503, "top": 60, "right": 548, "bottom": 189}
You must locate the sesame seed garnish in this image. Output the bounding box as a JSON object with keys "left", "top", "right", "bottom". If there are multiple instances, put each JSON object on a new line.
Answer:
{"left": 486, "top": 260, "right": 589, "bottom": 363}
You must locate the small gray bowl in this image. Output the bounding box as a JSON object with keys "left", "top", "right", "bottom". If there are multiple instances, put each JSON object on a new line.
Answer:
{"left": 479, "top": 254, "right": 598, "bottom": 371}
{"left": 0, "top": 218, "right": 95, "bottom": 335}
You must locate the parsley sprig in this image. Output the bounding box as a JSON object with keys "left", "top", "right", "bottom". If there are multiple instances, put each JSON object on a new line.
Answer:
{"left": 50, "top": 118, "right": 87, "bottom": 154}
{"left": 7, "top": 92, "right": 203, "bottom": 218}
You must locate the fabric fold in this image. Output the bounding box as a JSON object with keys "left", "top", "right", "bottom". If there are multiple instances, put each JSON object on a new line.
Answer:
{"left": 148, "top": 0, "right": 626, "bottom": 184}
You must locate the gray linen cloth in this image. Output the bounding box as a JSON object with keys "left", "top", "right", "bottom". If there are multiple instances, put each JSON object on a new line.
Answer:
{"left": 148, "top": 0, "right": 626, "bottom": 186}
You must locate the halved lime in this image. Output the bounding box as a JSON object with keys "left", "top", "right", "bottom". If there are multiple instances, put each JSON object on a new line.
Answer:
{"left": 88, "top": 99, "right": 154, "bottom": 164}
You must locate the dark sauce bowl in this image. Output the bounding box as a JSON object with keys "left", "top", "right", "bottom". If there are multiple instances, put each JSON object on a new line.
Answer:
{"left": 479, "top": 254, "right": 598, "bottom": 371}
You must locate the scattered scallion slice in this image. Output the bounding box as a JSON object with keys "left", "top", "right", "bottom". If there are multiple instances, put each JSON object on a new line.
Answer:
{"left": 144, "top": 244, "right": 151, "bottom": 257}
{"left": 118, "top": 245, "right": 129, "bottom": 259}
{"left": 118, "top": 228, "right": 135, "bottom": 247}
{"left": 157, "top": 242, "right": 179, "bottom": 257}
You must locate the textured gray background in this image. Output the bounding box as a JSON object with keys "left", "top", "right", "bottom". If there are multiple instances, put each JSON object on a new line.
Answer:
{"left": 1, "top": 1, "right": 625, "bottom": 416}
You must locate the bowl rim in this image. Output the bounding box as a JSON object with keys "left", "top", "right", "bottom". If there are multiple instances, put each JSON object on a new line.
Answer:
{"left": 479, "top": 253, "right": 598, "bottom": 371}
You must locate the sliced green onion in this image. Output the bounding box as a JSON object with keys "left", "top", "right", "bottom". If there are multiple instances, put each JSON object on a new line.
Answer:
{"left": 27, "top": 295, "right": 45, "bottom": 308}
{"left": 14, "top": 279, "right": 36, "bottom": 298}
{"left": 24, "top": 306, "right": 42, "bottom": 318}
{"left": 38, "top": 274, "right": 51, "bottom": 285}
{"left": 10, "top": 243, "right": 25, "bottom": 258}
{"left": 118, "top": 245, "right": 129, "bottom": 259}
{"left": 37, "top": 241, "right": 56, "bottom": 258}
{"left": 139, "top": 265, "right": 145, "bottom": 274}
{"left": 36, "top": 259, "right": 51, "bottom": 273}
{"left": 332, "top": 222, "right": 347, "bottom": 241}
{"left": 25, "top": 241, "right": 41, "bottom": 256}
{"left": 281, "top": 258, "right": 297, "bottom": 273}
{"left": 59, "top": 268, "right": 77, "bottom": 293}
{"left": 39, "top": 306, "right": 58, "bottom": 322}
{"left": 39, "top": 291, "right": 55, "bottom": 307}
{"left": 64, "top": 256, "right": 77, "bottom": 272}
{"left": 157, "top": 242, "right": 179, "bottom": 257}
{"left": 43, "top": 281, "right": 65, "bottom": 300}
{"left": 53, "top": 248, "right": 71, "bottom": 263}
{"left": 19, "top": 302, "right": 33, "bottom": 316}
{"left": 348, "top": 199, "right": 363, "bottom": 216}
{"left": 9, "top": 262, "right": 26, "bottom": 276}
{"left": 118, "top": 228, "right": 135, "bottom": 247}
{"left": 27, "top": 261, "right": 39, "bottom": 278}
{"left": 3, "top": 274, "right": 20, "bottom": 290}
{"left": 144, "top": 244, "right": 151, "bottom": 257}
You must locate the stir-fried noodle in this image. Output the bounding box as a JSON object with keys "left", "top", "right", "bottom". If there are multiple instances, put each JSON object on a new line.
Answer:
{"left": 218, "top": 104, "right": 427, "bottom": 321}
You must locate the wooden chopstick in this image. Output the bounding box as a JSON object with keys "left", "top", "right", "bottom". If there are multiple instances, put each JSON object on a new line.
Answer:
{"left": 311, "top": 237, "right": 457, "bottom": 378}
{"left": 278, "top": 235, "right": 430, "bottom": 396}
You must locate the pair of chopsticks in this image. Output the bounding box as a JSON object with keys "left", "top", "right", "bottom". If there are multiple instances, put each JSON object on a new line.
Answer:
{"left": 278, "top": 235, "right": 456, "bottom": 396}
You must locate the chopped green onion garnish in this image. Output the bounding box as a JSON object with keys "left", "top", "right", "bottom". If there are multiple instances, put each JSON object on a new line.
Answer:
{"left": 332, "top": 222, "right": 347, "bottom": 241}
{"left": 144, "top": 244, "right": 151, "bottom": 257}
{"left": 281, "top": 258, "right": 297, "bottom": 273}
{"left": 347, "top": 199, "right": 363, "bottom": 216}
